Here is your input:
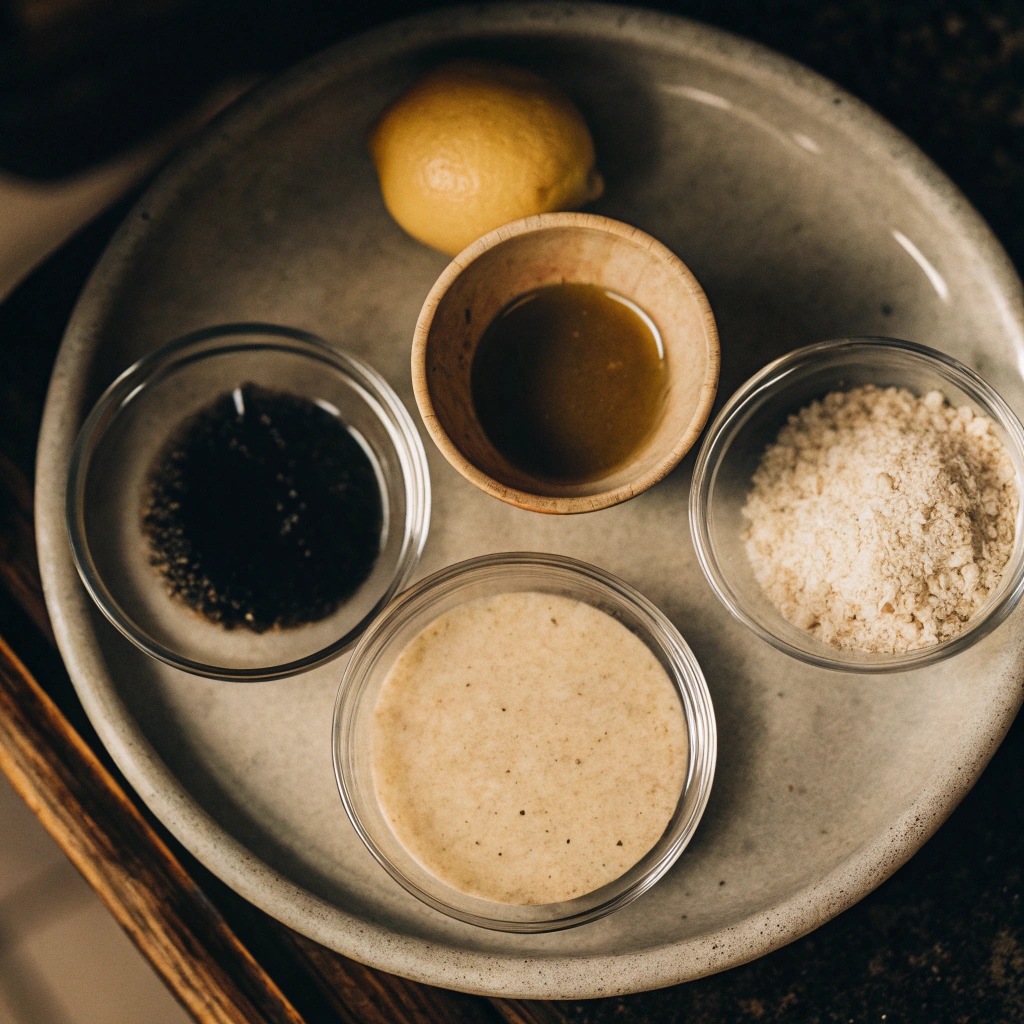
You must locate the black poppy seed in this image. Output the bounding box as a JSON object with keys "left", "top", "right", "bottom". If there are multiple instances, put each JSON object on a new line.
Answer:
{"left": 143, "top": 383, "right": 382, "bottom": 632}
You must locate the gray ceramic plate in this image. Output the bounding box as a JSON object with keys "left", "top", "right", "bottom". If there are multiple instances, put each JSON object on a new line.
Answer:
{"left": 36, "top": 2, "right": 1024, "bottom": 1000}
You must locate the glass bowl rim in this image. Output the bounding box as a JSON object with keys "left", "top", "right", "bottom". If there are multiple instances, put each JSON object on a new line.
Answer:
{"left": 688, "top": 336, "right": 1024, "bottom": 673}
{"left": 66, "top": 321, "right": 431, "bottom": 682}
{"left": 332, "top": 550, "right": 718, "bottom": 932}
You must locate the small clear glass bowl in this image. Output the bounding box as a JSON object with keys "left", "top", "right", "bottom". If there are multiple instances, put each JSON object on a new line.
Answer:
{"left": 67, "top": 323, "right": 431, "bottom": 681}
{"left": 333, "top": 551, "right": 717, "bottom": 932}
{"left": 689, "top": 337, "right": 1024, "bottom": 673}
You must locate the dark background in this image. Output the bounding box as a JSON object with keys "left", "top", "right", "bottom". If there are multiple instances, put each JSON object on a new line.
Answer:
{"left": 1, "top": 1, "right": 1023, "bottom": 1021}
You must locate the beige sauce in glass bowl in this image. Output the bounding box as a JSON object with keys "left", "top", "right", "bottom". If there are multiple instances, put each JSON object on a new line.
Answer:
{"left": 371, "top": 591, "right": 688, "bottom": 905}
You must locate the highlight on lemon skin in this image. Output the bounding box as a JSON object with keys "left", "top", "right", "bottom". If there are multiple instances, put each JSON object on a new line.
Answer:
{"left": 369, "top": 59, "right": 605, "bottom": 256}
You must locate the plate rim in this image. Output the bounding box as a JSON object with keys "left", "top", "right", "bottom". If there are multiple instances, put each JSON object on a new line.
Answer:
{"left": 34, "top": 0, "right": 1024, "bottom": 999}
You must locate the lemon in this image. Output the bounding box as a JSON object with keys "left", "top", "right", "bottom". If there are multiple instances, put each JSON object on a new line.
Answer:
{"left": 369, "top": 60, "right": 604, "bottom": 256}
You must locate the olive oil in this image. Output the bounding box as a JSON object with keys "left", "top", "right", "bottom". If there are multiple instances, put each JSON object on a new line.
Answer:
{"left": 471, "top": 282, "right": 668, "bottom": 483}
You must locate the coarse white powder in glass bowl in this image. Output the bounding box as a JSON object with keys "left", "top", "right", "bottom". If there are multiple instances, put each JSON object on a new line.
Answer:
{"left": 689, "top": 338, "right": 1024, "bottom": 673}
{"left": 741, "top": 385, "right": 1018, "bottom": 654}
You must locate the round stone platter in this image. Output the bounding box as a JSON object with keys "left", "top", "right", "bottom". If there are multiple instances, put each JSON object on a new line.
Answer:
{"left": 35, "top": 1, "right": 1024, "bottom": 1000}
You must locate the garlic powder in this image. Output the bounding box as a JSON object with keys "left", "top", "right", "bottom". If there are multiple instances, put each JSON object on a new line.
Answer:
{"left": 742, "top": 385, "right": 1018, "bottom": 653}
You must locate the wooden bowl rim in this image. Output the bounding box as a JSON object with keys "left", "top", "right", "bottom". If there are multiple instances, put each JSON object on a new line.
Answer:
{"left": 411, "top": 212, "right": 720, "bottom": 514}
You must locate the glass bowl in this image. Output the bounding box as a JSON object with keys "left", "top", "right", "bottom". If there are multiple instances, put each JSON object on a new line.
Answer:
{"left": 333, "top": 551, "right": 717, "bottom": 932}
{"left": 67, "top": 323, "right": 430, "bottom": 681}
{"left": 689, "top": 337, "right": 1024, "bottom": 673}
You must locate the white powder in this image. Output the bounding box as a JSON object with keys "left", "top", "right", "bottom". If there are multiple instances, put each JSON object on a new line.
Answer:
{"left": 742, "top": 385, "right": 1018, "bottom": 653}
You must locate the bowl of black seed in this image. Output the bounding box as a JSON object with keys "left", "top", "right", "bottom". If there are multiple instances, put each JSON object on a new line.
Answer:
{"left": 67, "top": 323, "right": 431, "bottom": 680}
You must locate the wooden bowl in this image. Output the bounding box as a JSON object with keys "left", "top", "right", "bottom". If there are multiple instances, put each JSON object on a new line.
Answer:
{"left": 412, "top": 212, "right": 720, "bottom": 514}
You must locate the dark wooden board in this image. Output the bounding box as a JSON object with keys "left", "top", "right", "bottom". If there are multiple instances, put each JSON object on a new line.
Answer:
{"left": 0, "top": 598, "right": 303, "bottom": 1022}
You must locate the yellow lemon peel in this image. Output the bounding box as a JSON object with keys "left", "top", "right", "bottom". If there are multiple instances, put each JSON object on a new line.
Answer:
{"left": 369, "top": 60, "right": 604, "bottom": 256}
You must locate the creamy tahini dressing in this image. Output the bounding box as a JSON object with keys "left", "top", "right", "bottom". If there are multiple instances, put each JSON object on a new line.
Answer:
{"left": 371, "top": 592, "right": 688, "bottom": 905}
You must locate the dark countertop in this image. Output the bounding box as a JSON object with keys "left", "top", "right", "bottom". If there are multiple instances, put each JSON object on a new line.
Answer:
{"left": 2, "top": 2, "right": 1023, "bottom": 1021}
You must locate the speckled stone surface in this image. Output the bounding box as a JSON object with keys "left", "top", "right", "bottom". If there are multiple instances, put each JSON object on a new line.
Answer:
{"left": 5, "top": 0, "right": 1024, "bottom": 1019}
